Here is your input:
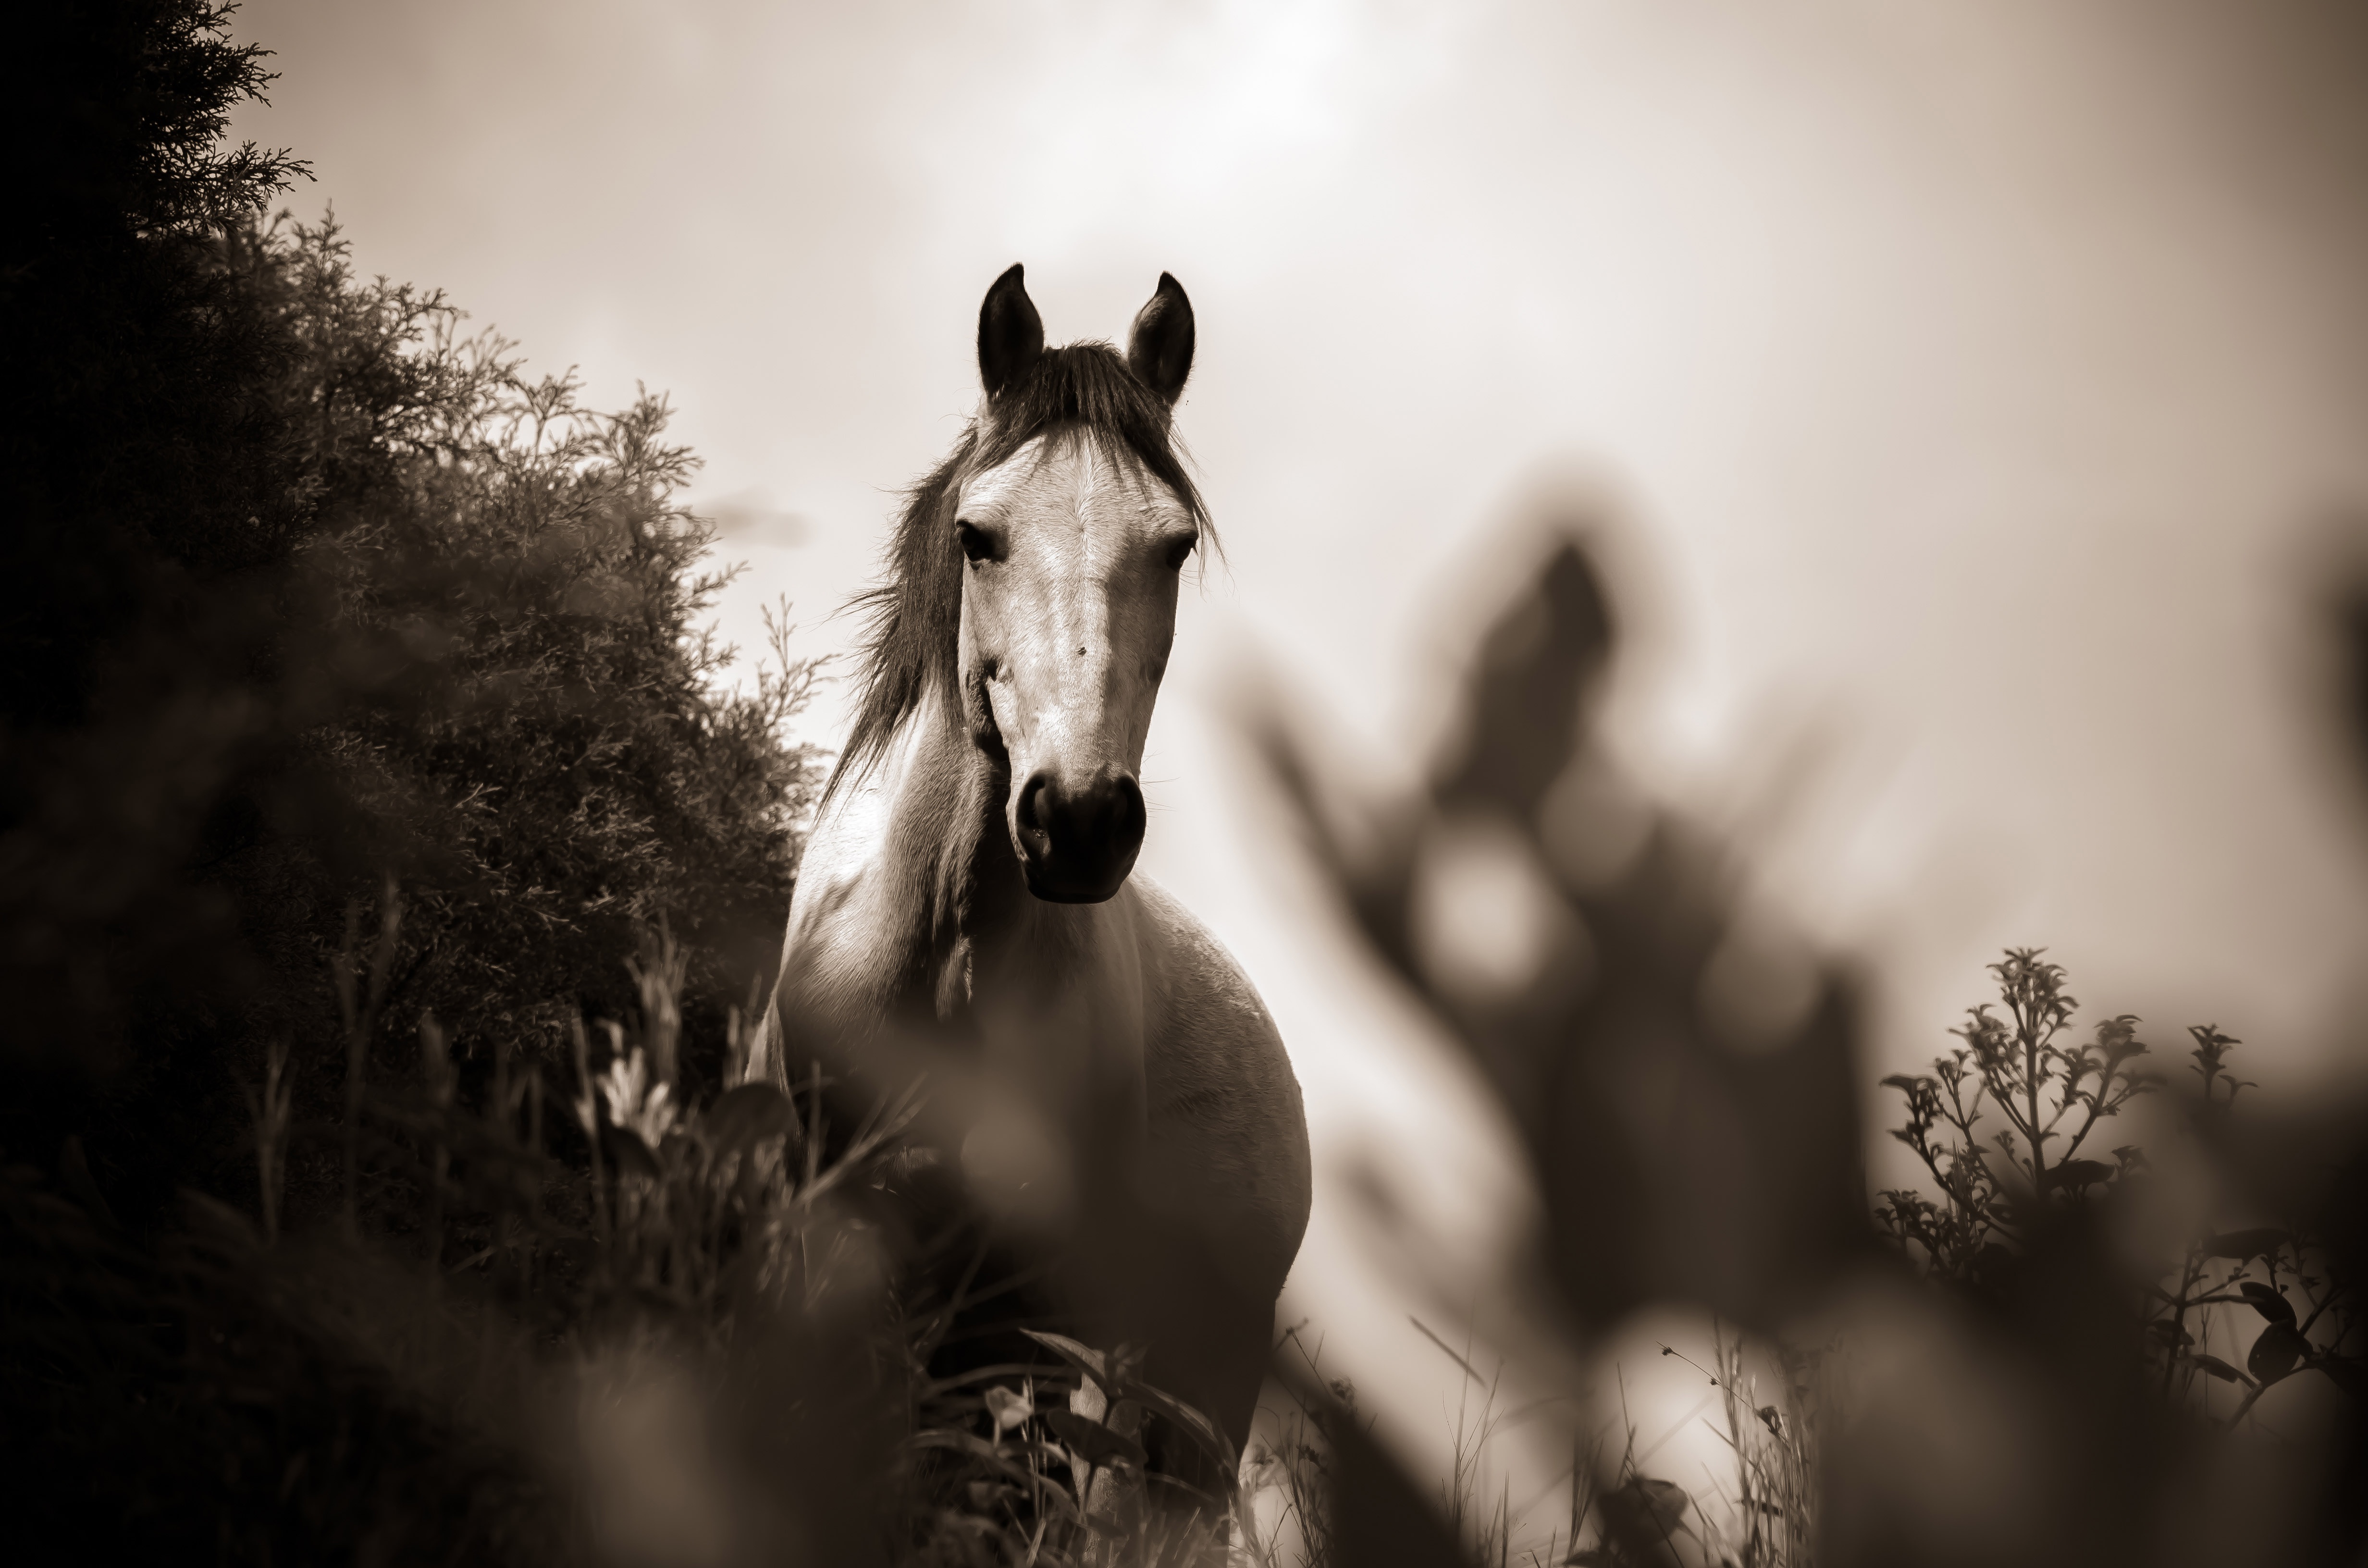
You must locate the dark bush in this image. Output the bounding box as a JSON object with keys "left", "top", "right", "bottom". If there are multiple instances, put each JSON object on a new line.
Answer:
{"left": 0, "top": 1, "right": 819, "bottom": 1221}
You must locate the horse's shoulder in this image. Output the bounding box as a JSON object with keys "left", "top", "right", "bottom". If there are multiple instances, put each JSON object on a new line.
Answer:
{"left": 1121, "top": 877, "right": 1298, "bottom": 1112}
{"left": 1122, "top": 876, "right": 1311, "bottom": 1282}
{"left": 1123, "top": 877, "right": 1270, "bottom": 1029}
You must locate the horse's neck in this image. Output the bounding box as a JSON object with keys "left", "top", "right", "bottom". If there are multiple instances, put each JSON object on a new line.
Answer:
{"left": 789, "top": 691, "right": 1147, "bottom": 1131}
{"left": 800, "top": 688, "right": 1077, "bottom": 1019}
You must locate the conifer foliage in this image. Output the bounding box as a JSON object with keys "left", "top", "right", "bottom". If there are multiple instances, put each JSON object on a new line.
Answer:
{"left": 1, "top": 2, "right": 819, "bottom": 1215}
{"left": 273, "top": 216, "right": 823, "bottom": 1070}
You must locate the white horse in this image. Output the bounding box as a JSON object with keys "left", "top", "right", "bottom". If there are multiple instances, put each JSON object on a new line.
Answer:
{"left": 754, "top": 265, "right": 1309, "bottom": 1474}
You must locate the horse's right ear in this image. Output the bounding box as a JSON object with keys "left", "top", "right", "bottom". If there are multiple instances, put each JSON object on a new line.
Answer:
{"left": 977, "top": 264, "right": 1044, "bottom": 401}
{"left": 1125, "top": 272, "right": 1194, "bottom": 405}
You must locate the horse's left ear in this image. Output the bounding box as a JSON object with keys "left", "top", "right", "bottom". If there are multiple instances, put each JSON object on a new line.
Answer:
{"left": 1126, "top": 272, "right": 1195, "bottom": 406}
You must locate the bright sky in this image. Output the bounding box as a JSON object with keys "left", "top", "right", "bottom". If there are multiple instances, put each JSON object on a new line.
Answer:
{"left": 233, "top": 0, "right": 2368, "bottom": 1524}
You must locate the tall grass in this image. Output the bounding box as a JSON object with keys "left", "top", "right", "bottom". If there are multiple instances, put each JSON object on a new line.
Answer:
{"left": 8, "top": 896, "right": 1266, "bottom": 1565}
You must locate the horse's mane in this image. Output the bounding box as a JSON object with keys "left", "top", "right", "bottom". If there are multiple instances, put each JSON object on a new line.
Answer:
{"left": 827, "top": 341, "right": 1213, "bottom": 800}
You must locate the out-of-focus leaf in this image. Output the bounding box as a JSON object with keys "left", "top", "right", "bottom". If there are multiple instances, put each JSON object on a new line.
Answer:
{"left": 2316, "top": 1356, "right": 2368, "bottom": 1400}
{"left": 2249, "top": 1323, "right": 2309, "bottom": 1383}
{"left": 909, "top": 1429, "right": 1042, "bottom": 1488}
{"left": 1596, "top": 1474, "right": 1696, "bottom": 1560}
{"left": 1321, "top": 1377, "right": 1465, "bottom": 1568}
{"left": 1621, "top": 1476, "right": 1692, "bottom": 1534}
{"left": 1257, "top": 536, "right": 1874, "bottom": 1329}
{"left": 1017, "top": 1327, "right": 1233, "bottom": 1471}
{"left": 703, "top": 1083, "right": 796, "bottom": 1156}
{"left": 1020, "top": 1328, "right": 1111, "bottom": 1388}
{"left": 2147, "top": 1320, "right": 2195, "bottom": 1349}
{"left": 982, "top": 1385, "right": 1032, "bottom": 1435}
{"left": 1039, "top": 1408, "right": 1147, "bottom": 1469}
{"left": 2238, "top": 1280, "right": 2297, "bottom": 1325}
{"left": 2190, "top": 1352, "right": 2255, "bottom": 1385}
{"left": 1026, "top": 1329, "right": 1116, "bottom": 1426}
{"left": 601, "top": 1125, "right": 660, "bottom": 1180}
{"left": 2047, "top": 1159, "right": 2115, "bottom": 1191}
{"left": 2205, "top": 1228, "right": 2289, "bottom": 1262}
{"left": 1127, "top": 1382, "right": 1235, "bottom": 1474}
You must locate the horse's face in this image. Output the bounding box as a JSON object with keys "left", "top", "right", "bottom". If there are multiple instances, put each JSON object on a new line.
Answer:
{"left": 957, "top": 268, "right": 1200, "bottom": 904}
{"left": 956, "top": 434, "right": 1197, "bottom": 903}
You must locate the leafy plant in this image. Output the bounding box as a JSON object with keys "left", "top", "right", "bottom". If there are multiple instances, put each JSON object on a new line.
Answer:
{"left": 1874, "top": 948, "right": 2156, "bottom": 1285}
{"left": 1875, "top": 950, "right": 2364, "bottom": 1430}
{"left": 2146, "top": 1026, "right": 2363, "bottom": 1425}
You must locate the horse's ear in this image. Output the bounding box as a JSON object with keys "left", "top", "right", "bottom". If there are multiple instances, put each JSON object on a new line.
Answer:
{"left": 1126, "top": 272, "right": 1195, "bottom": 406}
{"left": 978, "top": 264, "right": 1044, "bottom": 400}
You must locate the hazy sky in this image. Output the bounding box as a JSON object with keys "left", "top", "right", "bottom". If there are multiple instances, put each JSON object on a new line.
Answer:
{"left": 231, "top": 0, "right": 2368, "bottom": 1502}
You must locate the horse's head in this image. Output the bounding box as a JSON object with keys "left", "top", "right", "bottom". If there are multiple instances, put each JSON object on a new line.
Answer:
{"left": 954, "top": 266, "right": 1202, "bottom": 904}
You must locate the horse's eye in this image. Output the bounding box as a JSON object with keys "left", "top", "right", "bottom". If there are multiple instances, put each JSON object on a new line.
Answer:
{"left": 956, "top": 520, "right": 1000, "bottom": 564}
{"left": 1164, "top": 534, "right": 1198, "bottom": 571}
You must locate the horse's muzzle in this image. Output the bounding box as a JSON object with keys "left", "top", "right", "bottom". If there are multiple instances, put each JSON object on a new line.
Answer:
{"left": 1013, "top": 768, "right": 1146, "bottom": 903}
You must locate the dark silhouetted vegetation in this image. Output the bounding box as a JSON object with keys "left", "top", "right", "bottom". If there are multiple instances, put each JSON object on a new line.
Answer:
{"left": 2, "top": 3, "right": 820, "bottom": 1226}
{"left": 1877, "top": 949, "right": 2362, "bottom": 1432}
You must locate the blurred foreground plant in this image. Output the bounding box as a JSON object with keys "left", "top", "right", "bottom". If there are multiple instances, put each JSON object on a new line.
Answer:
{"left": 8, "top": 914, "right": 1256, "bottom": 1566}
{"left": 1248, "top": 516, "right": 2368, "bottom": 1568}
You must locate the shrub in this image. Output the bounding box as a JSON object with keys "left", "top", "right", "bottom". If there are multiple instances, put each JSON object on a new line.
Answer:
{"left": 276, "top": 214, "right": 824, "bottom": 1071}
{"left": 3, "top": 0, "right": 821, "bottom": 1213}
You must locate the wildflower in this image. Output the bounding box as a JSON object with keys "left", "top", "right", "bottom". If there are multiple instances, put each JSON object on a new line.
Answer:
{"left": 983, "top": 1384, "right": 1033, "bottom": 1436}
{"left": 599, "top": 1045, "right": 678, "bottom": 1147}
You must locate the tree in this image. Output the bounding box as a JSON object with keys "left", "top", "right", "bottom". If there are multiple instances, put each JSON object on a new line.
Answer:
{"left": 2, "top": 1, "right": 318, "bottom": 1210}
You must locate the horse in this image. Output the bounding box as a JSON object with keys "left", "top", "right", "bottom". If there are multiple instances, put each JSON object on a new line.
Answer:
{"left": 752, "top": 264, "right": 1311, "bottom": 1491}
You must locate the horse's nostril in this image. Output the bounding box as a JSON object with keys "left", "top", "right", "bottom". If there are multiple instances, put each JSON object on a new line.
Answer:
{"left": 1016, "top": 772, "right": 1054, "bottom": 842}
{"left": 1012, "top": 769, "right": 1145, "bottom": 900}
